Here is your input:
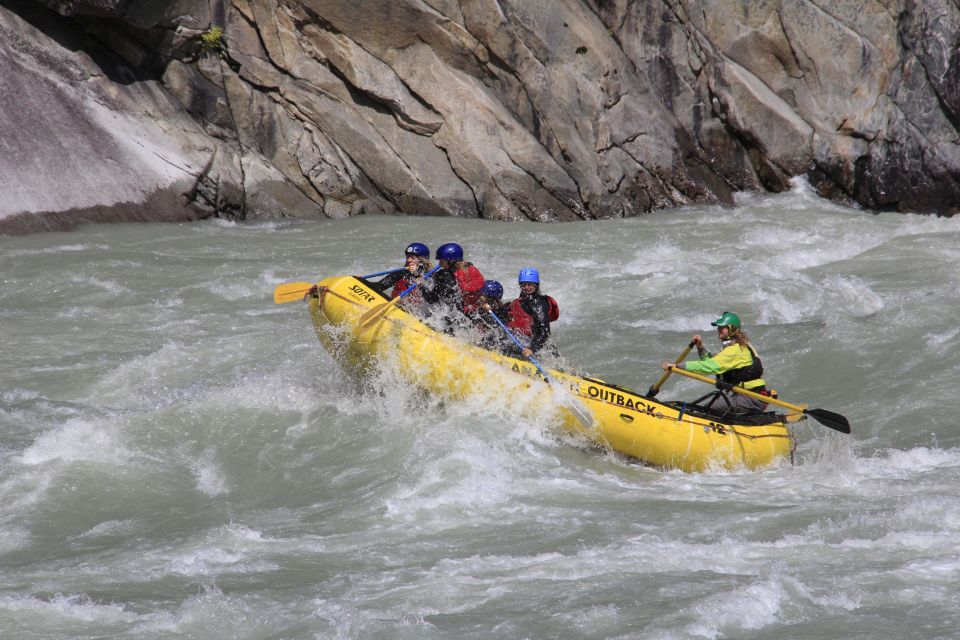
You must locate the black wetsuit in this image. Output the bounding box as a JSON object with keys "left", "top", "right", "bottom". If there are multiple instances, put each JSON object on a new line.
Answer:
{"left": 472, "top": 303, "right": 513, "bottom": 353}
{"left": 370, "top": 270, "right": 405, "bottom": 295}
{"left": 421, "top": 268, "right": 462, "bottom": 310}
{"left": 512, "top": 293, "right": 553, "bottom": 354}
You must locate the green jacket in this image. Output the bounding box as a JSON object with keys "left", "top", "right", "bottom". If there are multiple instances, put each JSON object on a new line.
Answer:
{"left": 683, "top": 343, "right": 766, "bottom": 390}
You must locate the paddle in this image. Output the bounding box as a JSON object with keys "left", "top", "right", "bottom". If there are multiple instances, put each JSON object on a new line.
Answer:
{"left": 361, "top": 268, "right": 405, "bottom": 279}
{"left": 273, "top": 281, "right": 315, "bottom": 304}
{"left": 274, "top": 268, "right": 406, "bottom": 305}
{"left": 647, "top": 340, "right": 696, "bottom": 397}
{"left": 483, "top": 307, "right": 593, "bottom": 428}
{"left": 358, "top": 265, "right": 441, "bottom": 328}
{"left": 485, "top": 308, "right": 551, "bottom": 380}
{"left": 667, "top": 366, "right": 851, "bottom": 434}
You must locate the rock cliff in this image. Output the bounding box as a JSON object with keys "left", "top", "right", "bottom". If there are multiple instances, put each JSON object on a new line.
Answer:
{"left": 1, "top": 0, "right": 957, "bottom": 233}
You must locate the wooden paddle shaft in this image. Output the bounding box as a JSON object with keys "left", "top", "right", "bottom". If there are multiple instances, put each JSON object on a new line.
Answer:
{"left": 669, "top": 366, "right": 808, "bottom": 414}
{"left": 650, "top": 341, "right": 696, "bottom": 393}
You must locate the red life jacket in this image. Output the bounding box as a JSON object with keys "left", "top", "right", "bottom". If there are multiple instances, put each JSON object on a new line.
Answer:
{"left": 391, "top": 276, "right": 412, "bottom": 300}
{"left": 454, "top": 263, "right": 485, "bottom": 314}
{"left": 391, "top": 268, "right": 428, "bottom": 303}
{"left": 507, "top": 295, "right": 558, "bottom": 336}
{"left": 507, "top": 298, "right": 533, "bottom": 336}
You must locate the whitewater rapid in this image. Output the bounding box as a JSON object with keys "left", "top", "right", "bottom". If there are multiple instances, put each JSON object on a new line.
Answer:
{"left": 2, "top": 181, "right": 959, "bottom": 639}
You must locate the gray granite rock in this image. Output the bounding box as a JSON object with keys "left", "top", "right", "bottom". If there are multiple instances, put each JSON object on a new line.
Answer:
{"left": 2, "top": 0, "right": 957, "bottom": 234}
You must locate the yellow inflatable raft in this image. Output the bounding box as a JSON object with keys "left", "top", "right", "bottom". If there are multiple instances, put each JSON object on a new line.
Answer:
{"left": 304, "top": 275, "right": 796, "bottom": 472}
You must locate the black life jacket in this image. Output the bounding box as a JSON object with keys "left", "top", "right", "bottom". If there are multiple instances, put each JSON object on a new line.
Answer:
{"left": 719, "top": 344, "right": 764, "bottom": 386}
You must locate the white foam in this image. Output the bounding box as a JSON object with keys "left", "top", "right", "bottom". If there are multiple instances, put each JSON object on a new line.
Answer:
{"left": 207, "top": 218, "right": 239, "bottom": 229}
{"left": 136, "top": 585, "right": 278, "bottom": 637}
{"left": 0, "top": 524, "right": 30, "bottom": 554}
{"left": 188, "top": 448, "right": 229, "bottom": 496}
{"left": 853, "top": 446, "right": 960, "bottom": 480}
{"left": 819, "top": 275, "right": 885, "bottom": 318}
{"left": 2, "top": 244, "right": 112, "bottom": 258}
{"left": 74, "top": 519, "right": 136, "bottom": 539}
{"left": 2, "top": 388, "right": 40, "bottom": 403}
{"left": 67, "top": 274, "right": 130, "bottom": 295}
{"left": 383, "top": 432, "right": 517, "bottom": 520}
{"left": 198, "top": 278, "right": 262, "bottom": 302}
{"left": 0, "top": 593, "right": 137, "bottom": 624}
{"left": 56, "top": 306, "right": 100, "bottom": 319}
{"left": 923, "top": 326, "right": 960, "bottom": 350}
{"left": 14, "top": 417, "right": 129, "bottom": 466}
{"left": 684, "top": 578, "right": 785, "bottom": 638}
{"left": 165, "top": 525, "right": 278, "bottom": 577}
{"left": 553, "top": 603, "right": 621, "bottom": 633}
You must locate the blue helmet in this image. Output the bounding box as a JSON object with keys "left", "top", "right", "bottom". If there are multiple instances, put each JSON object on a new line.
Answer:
{"left": 480, "top": 280, "right": 503, "bottom": 300}
{"left": 518, "top": 267, "right": 540, "bottom": 284}
{"left": 435, "top": 242, "right": 464, "bottom": 262}
{"left": 405, "top": 242, "right": 429, "bottom": 258}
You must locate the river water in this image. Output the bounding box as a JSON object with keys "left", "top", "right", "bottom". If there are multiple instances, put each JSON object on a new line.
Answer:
{"left": 2, "top": 181, "right": 959, "bottom": 639}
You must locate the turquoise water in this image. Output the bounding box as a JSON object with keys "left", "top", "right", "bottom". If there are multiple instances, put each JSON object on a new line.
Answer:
{"left": 2, "top": 182, "right": 959, "bottom": 638}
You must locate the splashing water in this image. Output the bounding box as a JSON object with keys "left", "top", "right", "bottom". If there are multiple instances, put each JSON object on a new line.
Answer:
{"left": 2, "top": 182, "right": 959, "bottom": 638}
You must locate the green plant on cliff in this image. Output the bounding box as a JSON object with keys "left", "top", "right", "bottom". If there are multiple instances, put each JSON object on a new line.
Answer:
{"left": 201, "top": 26, "right": 225, "bottom": 56}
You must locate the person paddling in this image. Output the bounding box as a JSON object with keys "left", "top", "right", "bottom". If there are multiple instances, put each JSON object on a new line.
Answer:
{"left": 661, "top": 311, "right": 768, "bottom": 413}
{"left": 506, "top": 268, "right": 559, "bottom": 358}
{"left": 421, "top": 242, "right": 485, "bottom": 321}
{"left": 472, "top": 280, "right": 513, "bottom": 352}
{"left": 371, "top": 243, "right": 432, "bottom": 304}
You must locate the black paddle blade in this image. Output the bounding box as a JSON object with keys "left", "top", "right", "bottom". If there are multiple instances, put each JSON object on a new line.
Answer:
{"left": 807, "top": 408, "right": 851, "bottom": 434}
{"left": 646, "top": 386, "right": 660, "bottom": 398}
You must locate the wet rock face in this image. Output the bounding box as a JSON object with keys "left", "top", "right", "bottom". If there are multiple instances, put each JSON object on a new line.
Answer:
{"left": 2, "top": 0, "right": 957, "bottom": 233}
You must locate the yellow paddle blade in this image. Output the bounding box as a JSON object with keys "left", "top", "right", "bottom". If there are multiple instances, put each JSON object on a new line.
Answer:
{"left": 358, "top": 298, "right": 400, "bottom": 328}
{"left": 273, "top": 281, "right": 314, "bottom": 304}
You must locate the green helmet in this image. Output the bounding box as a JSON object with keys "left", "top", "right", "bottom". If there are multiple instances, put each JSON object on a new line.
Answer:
{"left": 711, "top": 311, "right": 741, "bottom": 331}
